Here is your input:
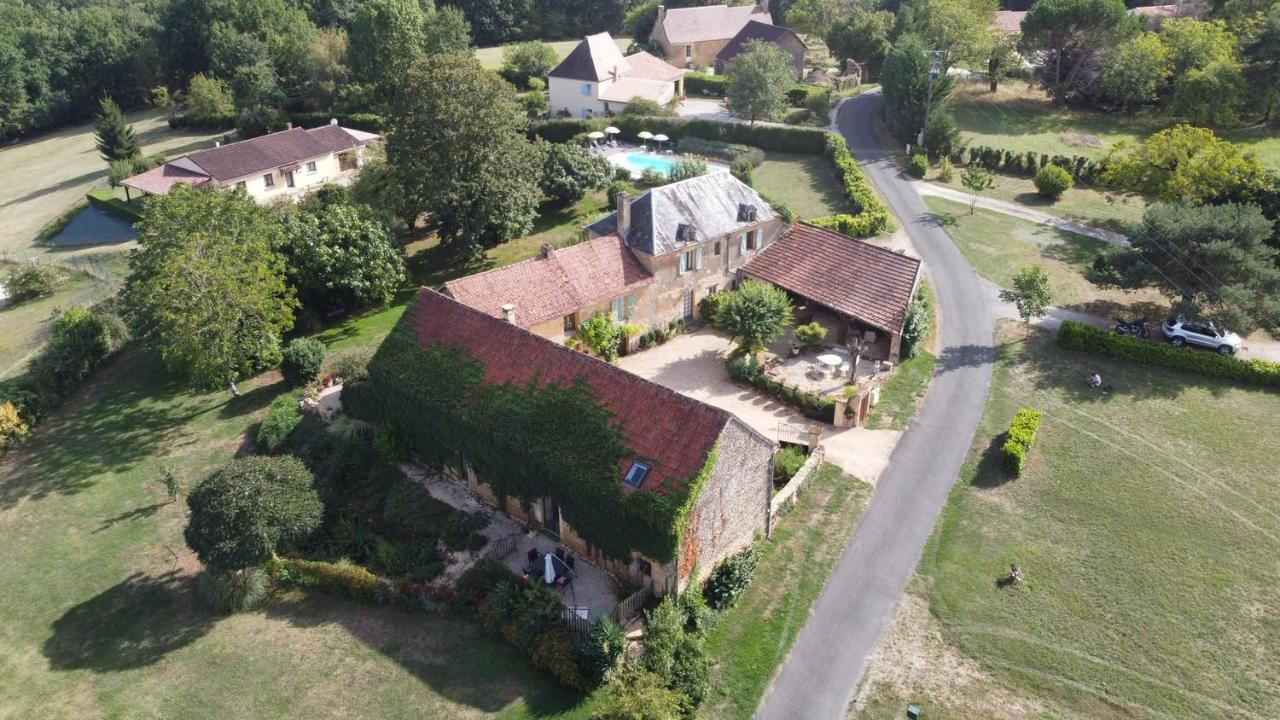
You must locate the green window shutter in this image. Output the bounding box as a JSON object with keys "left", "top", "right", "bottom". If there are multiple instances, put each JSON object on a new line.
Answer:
{"left": 677, "top": 253, "right": 686, "bottom": 275}
{"left": 625, "top": 294, "right": 637, "bottom": 319}
{"left": 739, "top": 233, "right": 747, "bottom": 254}
{"left": 612, "top": 297, "right": 624, "bottom": 320}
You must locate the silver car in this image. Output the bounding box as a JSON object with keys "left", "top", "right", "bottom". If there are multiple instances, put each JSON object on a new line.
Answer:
{"left": 1161, "top": 316, "right": 1243, "bottom": 354}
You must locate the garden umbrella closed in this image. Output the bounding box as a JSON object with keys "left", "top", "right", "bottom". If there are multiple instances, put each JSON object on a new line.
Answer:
{"left": 544, "top": 553, "right": 555, "bottom": 584}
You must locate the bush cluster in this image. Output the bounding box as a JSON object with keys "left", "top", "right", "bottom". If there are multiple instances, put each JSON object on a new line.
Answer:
{"left": 1001, "top": 408, "right": 1042, "bottom": 476}
{"left": 808, "top": 213, "right": 890, "bottom": 239}
{"left": 532, "top": 117, "right": 829, "bottom": 154}
{"left": 258, "top": 395, "right": 303, "bottom": 453}
{"left": 908, "top": 153, "right": 929, "bottom": 178}
{"left": 1034, "top": 164, "right": 1074, "bottom": 200}
{"left": 773, "top": 445, "right": 807, "bottom": 487}
{"left": 726, "top": 354, "right": 836, "bottom": 422}
{"left": 675, "top": 136, "right": 765, "bottom": 167}
{"left": 281, "top": 337, "right": 326, "bottom": 388}
{"left": 823, "top": 134, "right": 893, "bottom": 237}
{"left": 643, "top": 597, "right": 710, "bottom": 709}
{"left": 703, "top": 544, "right": 762, "bottom": 611}
{"left": 637, "top": 318, "right": 686, "bottom": 350}
{"left": 1057, "top": 320, "right": 1280, "bottom": 388}
{"left": 268, "top": 556, "right": 456, "bottom": 611}
{"left": 957, "top": 145, "right": 1107, "bottom": 185}
{"left": 3, "top": 263, "right": 60, "bottom": 303}
{"left": 793, "top": 322, "right": 827, "bottom": 346}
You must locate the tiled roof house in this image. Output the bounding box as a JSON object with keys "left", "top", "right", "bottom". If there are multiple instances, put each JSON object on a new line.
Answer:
{"left": 547, "top": 32, "right": 686, "bottom": 119}
{"left": 122, "top": 122, "right": 381, "bottom": 205}
{"left": 715, "top": 20, "right": 808, "bottom": 78}
{"left": 364, "top": 289, "right": 776, "bottom": 595}
{"left": 651, "top": 0, "right": 774, "bottom": 69}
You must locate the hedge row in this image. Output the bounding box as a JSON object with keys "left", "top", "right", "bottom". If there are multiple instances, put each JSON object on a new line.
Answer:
{"left": 86, "top": 189, "right": 143, "bottom": 222}
{"left": 675, "top": 136, "right": 765, "bottom": 167}
{"left": 823, "top": 133, "right": 893, "bottom": 237}
{"left": 167, "top": 113, "right": 236, "bottom": 131}
{"left": 683, "top": 73, "right": 824, "bottom": 108}
{"left": 267, "top": 557, "right": 456, "bottom": 610}
{"left": 808, "top": 213, "right": 889, "bottom": 238}
{"left": 1057, "top": 320, "right": 1280, "bottom": 388}
{"left": 727, "top": 354, "right": 835, "bottom": 422}
{"left": 530, "top": 116, "right": 829, "bottom": 154}
{"left": 168, "top": 111, "right": 385, "bottom": 133}
{"left": 956, "top": 145, "right": 1108, "bottom": 185}
{"left": 1001, "top": 408, "right": 1042, "bottom": 476}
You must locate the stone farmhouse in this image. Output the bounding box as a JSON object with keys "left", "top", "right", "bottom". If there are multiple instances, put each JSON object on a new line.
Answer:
{"left": 547, "top": 32, "right": 686, "bottom": 119}
{"left": 715, "top": 21, "right": 808, "bottom": 78}
{"left": 368, "top": 289, "right": 776, "bottom": 597}
{"left": 122, "top": 121, "right": 380, "bottom": 205}
{"left": 444, "top": 172, "right": 783, "bottom": 347}
{"left": 650, "top": 0, "right": 774, "bottom": 69}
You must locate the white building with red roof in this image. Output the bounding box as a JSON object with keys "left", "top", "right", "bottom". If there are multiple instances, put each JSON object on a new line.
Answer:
{"left": 547, "top": 32, "right": 686, "bottom": 119}
{"left": 122, "top": 120, "right": 381, "bottom": 205}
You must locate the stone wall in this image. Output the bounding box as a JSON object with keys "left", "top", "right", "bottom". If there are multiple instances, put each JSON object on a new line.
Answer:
{"left": 769, "top": 443, "right": 825, "bottom": 525}
{"left": 677, "top": 418, "right": 775, "bottom": 590}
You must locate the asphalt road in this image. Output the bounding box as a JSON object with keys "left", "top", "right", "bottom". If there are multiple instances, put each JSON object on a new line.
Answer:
{"left": 755, "top": 91, "right": 996, "bottom": 720}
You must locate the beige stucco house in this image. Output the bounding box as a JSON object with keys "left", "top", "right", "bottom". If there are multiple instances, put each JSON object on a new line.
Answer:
{"left": 122, "top": 121, "right": 380, "bottom": 205}
{"left": 547, "top": 32, "right": 686, "bottom": 118}
{"left": 650, "top": 0, "right": 774, "bottom": 69}
{"left": 443, "top": 172, "right": 783, "bottom": 348}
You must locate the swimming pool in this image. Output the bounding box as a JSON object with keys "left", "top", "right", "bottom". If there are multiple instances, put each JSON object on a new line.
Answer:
{"left": 607, "top": 151, "right": 727, "bottom": 179}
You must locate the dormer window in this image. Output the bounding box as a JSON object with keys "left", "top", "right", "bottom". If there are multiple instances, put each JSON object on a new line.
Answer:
{"left": 676, "top": 224, "right": 698, "bottom": 244}
{"left": 623, "top": 461, "right": 650, "bottom": 489}
{"left": 737, "top": 203, "right": 758, "bottom": 222}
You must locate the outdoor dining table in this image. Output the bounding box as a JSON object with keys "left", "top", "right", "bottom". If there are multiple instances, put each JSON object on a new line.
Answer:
{"left": 815, "top": 353, "right": 844, "bottom": 374}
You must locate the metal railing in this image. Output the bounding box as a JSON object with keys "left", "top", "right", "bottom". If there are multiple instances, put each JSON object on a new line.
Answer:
{"left": 482, "top": 533, "right": 518, "bottom": 563}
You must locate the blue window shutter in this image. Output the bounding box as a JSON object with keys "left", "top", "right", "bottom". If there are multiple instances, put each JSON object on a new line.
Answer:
{"left": 739, "top": 233, "right": 747, "bottom": 254}
{"left": 678, "top": 252, "right": 686, "bottom": 275}
{"left": 626, "top": 294, "right": 637, "bottom": 319}
{"left": 612, "top": 297, "right": 623, "bottom": 321}
{"left": 696, "top": 246, "right": 703, "bottom": 270}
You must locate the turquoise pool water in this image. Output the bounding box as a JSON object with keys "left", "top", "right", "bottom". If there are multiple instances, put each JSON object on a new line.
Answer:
{"left": 607, "top": 151, "right": 727, "bottom": 178}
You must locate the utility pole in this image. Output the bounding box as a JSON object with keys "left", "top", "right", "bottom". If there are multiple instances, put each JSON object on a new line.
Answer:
{"left": 917, "top": 50, "right": 947, "bottom": 148}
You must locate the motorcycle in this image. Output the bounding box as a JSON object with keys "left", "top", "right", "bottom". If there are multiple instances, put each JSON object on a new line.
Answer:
{"left": 1114, "top": 316, "right": 1150, "bottom": 338}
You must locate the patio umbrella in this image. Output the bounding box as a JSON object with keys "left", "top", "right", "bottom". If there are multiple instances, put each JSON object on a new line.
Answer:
{"left": 587, "top": 130, "right": 605, "bottom": 139}
{"left": 544, "top": 553, "right": 556, "bottom": 584}
{"left": 637, "top": 130, "right": 653, "bottom": 150}
{"left": 652, "top": 133, "right": 669, "bottom": 152}
{"left": 605, "top": 126, "right": 620, "bottom": 135}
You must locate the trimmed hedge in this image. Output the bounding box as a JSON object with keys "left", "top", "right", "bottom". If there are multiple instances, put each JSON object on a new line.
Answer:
{"left": 168, "top": 111, "right": 385, "bottom": 133}
{"left": 685, "top": 72, "right": 729, "bottom": 97}
{"left": 267, "top": 556, "right": 456, "bottom": 609}
{"left": 86, "top": 189, "right": 143, "bottom": 222}
{"left": 1001, "top": 408, "right": 1042, "bottom": 476}
{"left": 1057, "top": 320, "right": 1280, "bottom": 388}
{"left": 676, "top": 136, "right": 765, "bottom": 167}
{"left": 531, "top": 116, "right": 829, "bottom": 154}
{"left": 822, "top": 133, "right": 894, "bottom": 237}
{"left": 956, "top": 144, "right": 1107, "bottom": 185}
{"left": 167, "top": 112, "right": 236, "bottom": 131}
{"left": 727, "top": 354, "right": 835, "bottom": 422}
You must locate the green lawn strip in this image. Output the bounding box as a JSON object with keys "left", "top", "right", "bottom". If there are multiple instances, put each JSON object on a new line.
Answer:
{"left": 702, "top": 463, "right": 873, "bottom": 720}
{"left": 929, "top": 170, "right": 1148, "bottom": 230}
{"left": 474, "top": 38, "right": 630, "bottom": 69}
{"left": 922, "top": 196, "right": 1169, "bottom": 318}
{"left": 913, "top": 324, "right": 1280, "bottom": 719}
{"left": 0, "top": 349, "right": 587, "bottom": 719}
{"left": 752, "top": 153, "right": 848, "bottom": 220}
{"left": 865, "top": 350, "right": 936, "bottom": 430}
{"left": 0, "top": 259, "right": 123, "bottom": 379}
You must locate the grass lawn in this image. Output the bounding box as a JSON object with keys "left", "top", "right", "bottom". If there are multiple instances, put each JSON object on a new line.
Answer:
{"left": 474, "top": 38, "right": 630, "bottom": 70}
{"left": 0, "top": 109, "right": 224, "bottom": 256}
{"left": 702, "top": 463, "right": 873, "bottom": 720}
{"left": 752, "top": 153, "right": 847, "bottom": 220}
{"left": 0, "top": 346, "right": 593, "bottom": 719}
{"left": 949, "top": 83, "right": 1280, "bottom": 171}
{"left": 923, "top": 196, "right": 1169, "bottom": 319}
{"left": 866, "top": 282, "right": 937, "bottom": 431}
{"left": 929, "top": 169, "right": 1149, "bottom": 230}
{"left": 857, "top": 321, "right": 1280, "bottom": 718}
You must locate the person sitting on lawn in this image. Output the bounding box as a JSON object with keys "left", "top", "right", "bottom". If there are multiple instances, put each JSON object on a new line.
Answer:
{"left": 1088, "top": 373, "right": 1103, "bottom": 389}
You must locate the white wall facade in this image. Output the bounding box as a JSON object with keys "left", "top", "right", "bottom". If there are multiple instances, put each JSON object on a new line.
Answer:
{"left": 222, "top": 151, "right": 355, "bottom": 204}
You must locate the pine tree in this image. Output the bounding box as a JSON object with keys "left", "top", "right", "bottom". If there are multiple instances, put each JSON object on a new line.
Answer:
{"left": 94, "top": 97, "right": 140, "bottom": 162}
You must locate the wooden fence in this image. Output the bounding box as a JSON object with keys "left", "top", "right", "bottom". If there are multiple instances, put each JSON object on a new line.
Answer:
{"left": 482, "top": 533, "right": 518, "bottom": 563}
{"left": 614, "top": 585, "right": 652, "bottom": 625}
{"left": 561, "top": 607, "right": 593, "bottom": 636}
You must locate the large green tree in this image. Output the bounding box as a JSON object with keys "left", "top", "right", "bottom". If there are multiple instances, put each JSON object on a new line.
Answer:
{"left": 1100, "top": 33, "right": 1171, "bottom": 111}
{"left": 725, "top": 40, "right": 796, "bottom": 124}
{"left": 122, "top": 186, "right": 296, "bottom": 394}
{"left": 387, "top": 54, "right": 545, "bottom": 257}
{"left": 713, "top": 279, "right": 794, "bottom": 352}
{"left": 184, "top": 456, "right": 324, "bottom": 572}
{"left": 93, "top": 97, "right": 141, "bottom": 162}
{"left": 277, "top": 202, "right": 407, "bottom": 310}
{"left": 880, "top": 33, "right": 953, "bottom": 145}
{"left": 1244, "top": 2, "right": 1280, "bottom": 120}
{"left": 1110, "top": 202, "right": 1280, "bottom": 332}
{"left": 349, "top": 0, "right": 426, "bottom": 89}
{"left": 1019, "top": 0, "right": 1138, "bottom": 104}
{"left": 539, "top": 141, "right": 612, "bottom": 205}
{"left": 915, "top": 0, "right": 999, "bottom": 67}
{"left": 1102, "top": 125, "right": 1268, "bottom": 203}
{"left": 825, "top": 9, "right": 895, "bottom": 79}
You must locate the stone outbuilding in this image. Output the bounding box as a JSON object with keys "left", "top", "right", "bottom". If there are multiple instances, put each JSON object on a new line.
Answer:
{"left": 650, "top": 0, "right": 774, "bottom": 69}
{"left": 714, "top": 21, "right": 808, "bottom": 78}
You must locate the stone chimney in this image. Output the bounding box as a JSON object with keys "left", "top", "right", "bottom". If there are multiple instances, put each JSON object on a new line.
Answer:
{"left": 540, "top": 243, "right": 555, "bottom": 259}
{"left": 656, "top": 5, "right": 666, "bottom": 24}
{"left": 756, "top": 0, "right": 769, "bottom": 11}
{"left": 285, "top": 121, "right": 293, "bottom": 130}
{"left": 501, "top": 304, "right": 517, "bottom": 324}
{"left": 330, "top": 117, "right": 338, "bottom": 126}
{"left": 617, "top": 191, "right": 631, "bottom": 239}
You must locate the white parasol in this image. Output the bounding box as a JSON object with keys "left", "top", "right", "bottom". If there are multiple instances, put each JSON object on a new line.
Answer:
{"left": 605, "top": 126, "right": 621, "bottom": 135}
{"left": 544, "top": 553, "right": 556, "bottom": 584}
{"left": 587, "top": 131, "right": 605, "bottom": 139}
{"left": 636, "top": 131, "right": 653, "bottom": 139}
{"left": 652, "top": 133, "right": 669, "bottom": 142}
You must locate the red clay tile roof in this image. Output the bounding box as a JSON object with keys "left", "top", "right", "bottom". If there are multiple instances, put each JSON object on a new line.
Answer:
{"left": 744, "top": 223, "right": 921, "bottom": 334}
{"left": 443, "top": 235, "right": 655, "bottom": 329}
{"left": 993, "top": 10, "right": 1027, "bottom": 33}
{"left": 410, "top": 289, "right": 729, "bottom": 496}
{"left": 121, "top": 163, "right": 212, "bottom": 195}
{"left": 185, "top": 126, "right": 368, "bottom": 182}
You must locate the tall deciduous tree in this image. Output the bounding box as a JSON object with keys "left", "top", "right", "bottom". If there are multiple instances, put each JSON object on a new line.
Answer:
{"left": 185, "top": 73, "right": 235, "bottom": 121}
{"left": 915, "top": 0, "right": 999, "bottom": 67}
{"left": 881, "top": 33, "right": 953, "bottom": 145}
{"left": 1100, "top": 33, "right": 1171, "bottom": 111}
{"left": 349, "top": 0, "right": 425, "bottom": 89}
{"left": 93, "top": 97, "right": 141, "bottom": 162}
{"left": 122, "top": 186, "right": 296, "bottom": 395}
{"left": 184, "top": 456, "right": 323, "bottom": 572}
{"left": 713, "top": 279, "right": 793, "bottom": 352}
{"left": 1101, "top": 125, "right": 1268, "bottom": 203}
{"left": 825, "top": 9, "right": 894, "bottom": 79}
{"left": 387, "top": 54, "right": 545, "bottom": 258}
{"left": 422, "top": 5, "right": 471, "bottom": 56}
{"left": 1111, "top": 202, "right": 1280, "bottom": 332}
{"left": 725, "top": 40, "right": 797, "bottom": 124}
{"left": 1019, "top": 0, "right": 1137, "bottom": 105}
{"left": 277, "top": 202, "right": 407, "bottom": 310}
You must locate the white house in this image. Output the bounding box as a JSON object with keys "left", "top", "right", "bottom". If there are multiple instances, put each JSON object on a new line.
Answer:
{"left": 122, "top": 121, "right": 381, "bottom": 205}
{"left": 547, "top": 32, "right": 686, "bottom": 119}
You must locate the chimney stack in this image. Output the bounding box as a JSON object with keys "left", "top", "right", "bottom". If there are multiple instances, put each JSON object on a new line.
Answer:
{"left": 656, "top": 5, "right": 666, "bottom": 23}
{"left": 501, "top": 303, "right": 517, "bottom": 325}
{"left": 540, "top": 243, "right": 555, "bottom": 259}
{"left": 330, "top": 117, "right": 338, "bottom": 126}
{"left": 286, "top": 122, "right": 293, "bottom": 130}
{"left": 617, "top": 191, "right": 631, "bottom": 239}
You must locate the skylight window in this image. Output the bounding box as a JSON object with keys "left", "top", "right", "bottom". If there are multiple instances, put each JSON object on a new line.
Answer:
{"left": 623, "top": 461, "right": 650, "bottom": 489}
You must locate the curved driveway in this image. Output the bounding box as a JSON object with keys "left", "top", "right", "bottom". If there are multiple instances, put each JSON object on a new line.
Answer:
{"left": 755, "top": 91, "right": 995, "bottom": 719}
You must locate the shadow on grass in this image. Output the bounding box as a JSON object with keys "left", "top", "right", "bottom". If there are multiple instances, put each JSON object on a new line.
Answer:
{"left": 94, "top": 501, "right": 168, "bottom": 533}
{"left": 217, "top": 374, "right": 283, "bottom": 419}
{"left": 259, "top": 592, "right": 589, "bottom": 717}
{"left": 0, "top": 349, "right": 228, "bottom": 510}
{"left": 42, "top": 570, "right": 214, "bottom": 672}
{"left": 970, "top": 433, "right": 1013, "bottom": 489}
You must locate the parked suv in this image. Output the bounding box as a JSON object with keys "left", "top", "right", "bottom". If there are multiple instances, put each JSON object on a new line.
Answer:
{"left": 1161, "top": 316, "right": 1242, "bottom": 354}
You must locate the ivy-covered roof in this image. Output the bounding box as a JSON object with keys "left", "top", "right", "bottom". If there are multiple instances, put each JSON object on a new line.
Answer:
{"left": 409, "top": 289, "right": 729, "bottom": 496}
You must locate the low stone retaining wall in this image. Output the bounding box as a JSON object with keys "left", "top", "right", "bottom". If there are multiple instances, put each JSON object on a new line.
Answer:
{"left": 769, "top": 443, "right": 826, "bottom": 526}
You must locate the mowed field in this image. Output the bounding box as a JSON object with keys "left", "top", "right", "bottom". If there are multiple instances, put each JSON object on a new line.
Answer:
{"left": 473, "top": 38, "right": 630, "bottom": 70}
{"left": 949, "top": 82, "right": 1280, "bottom": 171}
{"left": 854, "top": 323, "right": 1280, "bottom": 718}
{"left": 0, "top": 110, "right": 222, "bottom": 255}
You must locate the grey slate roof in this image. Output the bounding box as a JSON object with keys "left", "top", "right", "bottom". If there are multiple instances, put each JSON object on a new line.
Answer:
{"left": 548, "top": 32, "right": 629, "bottom": 82}
{"left": 587, "top": 173, "right": 778, "bottom": 256}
